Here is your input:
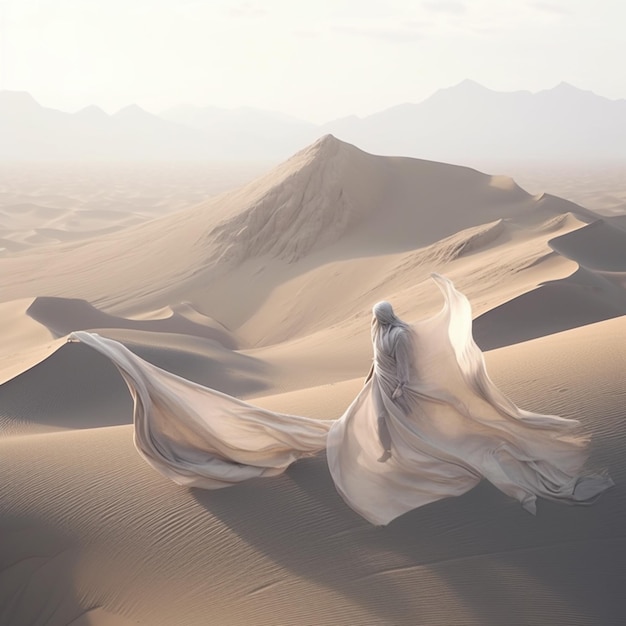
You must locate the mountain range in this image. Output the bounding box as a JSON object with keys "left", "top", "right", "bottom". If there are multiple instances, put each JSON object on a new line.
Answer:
{"left": 1, "top": 81, "right": 625, "bottom": 162}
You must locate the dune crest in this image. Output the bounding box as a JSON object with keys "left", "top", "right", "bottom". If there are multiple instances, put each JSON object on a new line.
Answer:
{"left": 208, "top": 135, "right": 377, "bottom": 263}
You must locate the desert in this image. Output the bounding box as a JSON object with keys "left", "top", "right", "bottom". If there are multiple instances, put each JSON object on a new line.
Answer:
{"left": 3, "top": 2, "right": 626, "bottom": 620}
{"left": 1, "top": 130, "right": 625, "bottom": 624}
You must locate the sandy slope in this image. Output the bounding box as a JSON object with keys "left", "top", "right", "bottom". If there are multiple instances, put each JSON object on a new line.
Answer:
{"left": 1, "top": 138, "right": 625, "bottom": 625}
{"left": 1, "top": 319, "right": 624, "bottom": 626}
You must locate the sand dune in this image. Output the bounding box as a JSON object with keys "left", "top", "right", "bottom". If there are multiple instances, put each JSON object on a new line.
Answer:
{"left": 0, "top": 135, "right": 595, "bottom": 315}
{"left": 473, "top": 268, "right": 626, "bottom": 350}
{"left": 1, "top": 137, "right": 625, "bottom": 625}
{"left": 549, "top": 219, "right": 626, "bottom": 271}
{"left": 468, "top": 216, "right": 626, "bottom": 349}
{"left": 0, "top": 330, "right": 270, "bottom": 437}
{"left": 0, "top": 298, "right": 60, "bottom": 385}
{"left": 1, "top": 319, "right": 624, "bottom": 625}
{"left": 27, "top": 297, "right": 238, "bottom": 347}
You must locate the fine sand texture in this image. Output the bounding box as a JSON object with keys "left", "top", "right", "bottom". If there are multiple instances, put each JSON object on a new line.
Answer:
{"left": 1, "top": 137, "right": 625, "bottom": 625}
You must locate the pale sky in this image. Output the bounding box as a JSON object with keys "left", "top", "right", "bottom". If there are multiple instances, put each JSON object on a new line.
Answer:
{"left": 1, "top": 0, "right": 624, "bottom": 123}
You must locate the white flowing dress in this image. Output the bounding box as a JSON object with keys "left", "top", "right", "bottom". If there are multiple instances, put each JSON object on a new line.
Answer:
{"left": 71, "top": 274, "right": 612, "bottom": 525}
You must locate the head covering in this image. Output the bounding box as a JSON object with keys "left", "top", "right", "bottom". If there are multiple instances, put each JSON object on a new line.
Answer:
{"left": 372, "top": 301, "right": 397, "bottom": 326}
{"left": 371, "top": 301, "right": 409, "bottom": 346}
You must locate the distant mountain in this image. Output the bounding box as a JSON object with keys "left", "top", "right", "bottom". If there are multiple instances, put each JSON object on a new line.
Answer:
{"left": 1, "top": 82, "right": 625, "bottom": 162}
{"left": 321, "top": 81, "right": 626, "bottom": 163}
{"left": 160, "top": 105, "right": 318, "bottom": 159}
{"left": 0, "top": 92, "right": 247, "bottom": 161}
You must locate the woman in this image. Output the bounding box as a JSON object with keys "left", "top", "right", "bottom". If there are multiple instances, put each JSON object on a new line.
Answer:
{"left": 327, "top": 275, "right": 613, "bottom": 524}
{"left": 71, "top": 274, "right": 612, "bottom": 525}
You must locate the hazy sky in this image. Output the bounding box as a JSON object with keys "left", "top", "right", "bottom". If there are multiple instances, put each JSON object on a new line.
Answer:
{"left": 1, "top": 0, "right": 624, "bottom": 122}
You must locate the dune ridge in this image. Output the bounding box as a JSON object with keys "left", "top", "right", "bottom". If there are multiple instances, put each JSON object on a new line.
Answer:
{"left": 26, "top": 297, "right": 238, "bottom": 347}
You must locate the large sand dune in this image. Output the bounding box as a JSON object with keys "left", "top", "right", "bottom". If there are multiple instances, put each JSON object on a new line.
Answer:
{"left": 1, "top": 137, "right": 625, "bottom": 625}
{"left": 0, "top": 135, "right": 596, "bottom": 313}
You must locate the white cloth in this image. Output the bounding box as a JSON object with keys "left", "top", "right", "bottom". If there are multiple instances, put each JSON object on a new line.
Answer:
{"left": 72, "top": 332, "right": 330, "bottom": 489}
{"left": 71, "top": 274, "right": 612, "bottom": 525}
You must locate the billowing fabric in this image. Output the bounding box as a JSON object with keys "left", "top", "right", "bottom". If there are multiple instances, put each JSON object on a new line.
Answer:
{"left": 71, "top": 332, "right": 331, "bottom": 489}
{"left": 327, "top": 275, "right": 612, "bottom": 524}
{"left": 71, "top": 274, "right": 612, "bottom": 525}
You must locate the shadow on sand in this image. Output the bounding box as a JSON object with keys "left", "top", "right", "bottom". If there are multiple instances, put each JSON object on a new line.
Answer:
{"left": 191, "top": 428, "right": 624, "bottom": 626}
